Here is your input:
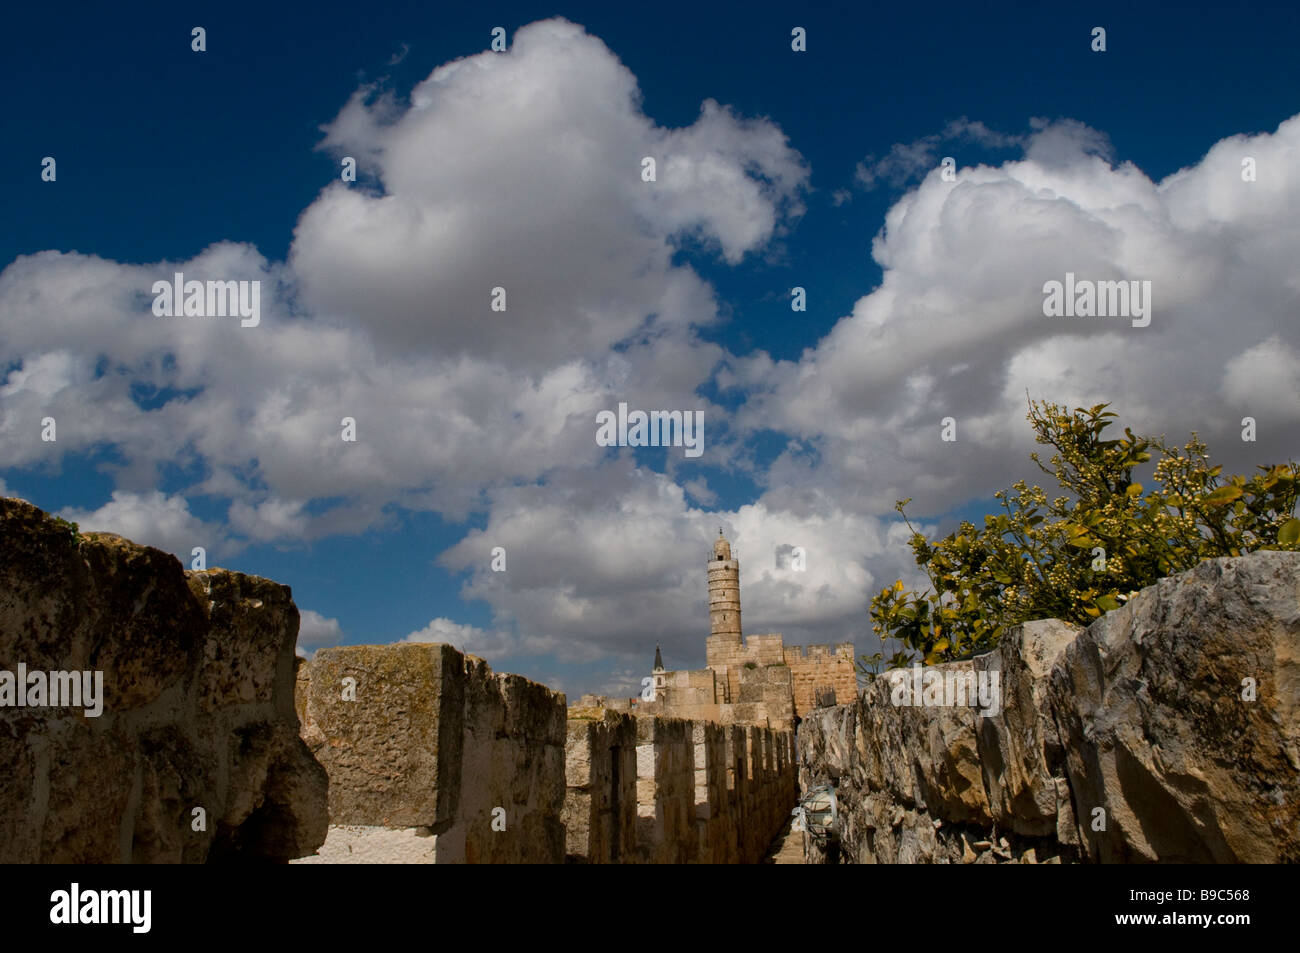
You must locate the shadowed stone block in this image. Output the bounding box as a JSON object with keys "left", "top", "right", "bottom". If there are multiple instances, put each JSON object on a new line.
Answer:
{"left": 0, "top": 496, "right": 327, "bottom": 863}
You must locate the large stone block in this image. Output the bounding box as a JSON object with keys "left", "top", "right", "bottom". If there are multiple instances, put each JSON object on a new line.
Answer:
{"left": 564, "top": 708, "right": 637, "bottom": 863}
{"left": 190, "top": 570, "right": 299, "bottom": 714}
{"left": 1049, "top": 552, "right": 1300, "bottom": 863}
{"left": 975, "top": 618, "right": 1080, "bottom": 835}
{"left": 302, "top": 643, "right": 465, "bottom": 828}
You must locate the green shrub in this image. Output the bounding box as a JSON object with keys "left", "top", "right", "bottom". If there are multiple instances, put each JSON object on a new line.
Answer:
{"left": 50, "top": 516, "right": 81, "bottom": 541}
{"left": 861, "top": 399, "right": 1299, "bottom": 675}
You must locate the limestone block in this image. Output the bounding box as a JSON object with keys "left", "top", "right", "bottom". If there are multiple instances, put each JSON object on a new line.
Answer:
{"left": 562, "top": 708, "right": 639, "bottom": 862}
{"left": 189, "top": 569, "right": 298, "bottom": 713}
{"left": 0, "top": 728, "right": 40, "bottom": 862}
{"left": 445, "top": 658, "right": 567, "bottom": 864}
{"left": 301, "top": 642, "right": 465, "bottom": 828}
{"left": 40, "top": 721, "right": 138, "bottom": 863}
{"left": 1049, "top": 553, "right": 1300, "bottom": 863}
{"left": 132, "top": 724, "right": 215, "bottom": 863}
{"left": 975, "top": 619, "right": 1080, "bottom": 836}
{"left": 0, "top": 504, "right": 205, "bottom": 713}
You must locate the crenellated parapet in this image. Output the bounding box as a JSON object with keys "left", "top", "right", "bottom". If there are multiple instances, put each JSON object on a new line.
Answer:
{"left": 564, "top": 708, "right": 796, "bottom": 863}
{"left": 784, "top": 641, "right": 858, "bottom": 716}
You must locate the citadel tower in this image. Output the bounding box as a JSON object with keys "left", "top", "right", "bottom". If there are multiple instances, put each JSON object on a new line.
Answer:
{"left": 708, "top": 529, "right": 742, "bottom": 643}
{"left": 629, "top": 527, "right": 856, "bottom": 727}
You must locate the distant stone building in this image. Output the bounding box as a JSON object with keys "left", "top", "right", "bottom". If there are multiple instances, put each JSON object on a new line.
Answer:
{"left": 632, "top": 531, "right": 857, "bottom": 729}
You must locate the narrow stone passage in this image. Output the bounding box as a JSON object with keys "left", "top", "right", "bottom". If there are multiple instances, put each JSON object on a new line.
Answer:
{"left": 762, "top": 816, "right": 806, "bottom": 864}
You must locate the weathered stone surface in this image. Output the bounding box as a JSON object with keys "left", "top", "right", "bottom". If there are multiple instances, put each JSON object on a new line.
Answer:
{"left": 459, "top": 664, "right": 566, "bottom": 864}
{"left": 132, "top": 725, "right": 214, "bottom": 863}
{"left": 0, "top": 726, "right": 40, "bottom": 861}
{"left": 291, "top": 825, "right": 440, "bottom": 863}
{"left": 633, "top": 714, "right": 694, "bottom": 863}
{"left": 976, "top": 619, "right": 1080, "bottom": 836}
{"left": 564, "top": 708, "right": 637, "bottom": 863}
{"left": 41, "top": 721, "right": 138, "bottom": 863}
{"left": 1049, "top": 552, "right": 1300, "bottom": 863}
{"left": 0, "top": 496, "right": 328, "bottom": 862}
{"left": 0, "top": 502, "right": 204, "bottom": 714}
{"left": 799, "top": 552, "right": 1300, "bottom": 864}
{"left": 297, "top": 643, "right": 568, "bottom": 863}
{"left": 190, "top": 570, "right": 299, "bottom": 712}
{"left": 301, "top": 643, "right": 464, "bottom": 828}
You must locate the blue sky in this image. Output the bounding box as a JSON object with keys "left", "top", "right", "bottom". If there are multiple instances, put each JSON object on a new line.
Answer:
{"left": 3, "top": 1, "right": 1298, "bottom": 698}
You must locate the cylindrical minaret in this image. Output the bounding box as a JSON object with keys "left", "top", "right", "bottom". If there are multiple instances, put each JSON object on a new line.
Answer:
{"left": 708, "top": 529, "right": 742, "bottom": 643}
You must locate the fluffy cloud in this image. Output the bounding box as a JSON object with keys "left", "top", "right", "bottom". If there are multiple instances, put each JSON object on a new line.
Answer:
{"left": 435, "top": 462, "right": 922, "bottom": 668}
{"left": 740, "top": 113, "right": 1300, "bottom": 520}
{"left": 58, "top": 491, "right": 221, "bottom": 559}
{"left": 1221, "top": 336, "right": 1300, "bottom": 417}
{"left": 293, "top": 18, "right": 806, "bottom": 367}
{"left": 0, "top": 17, "right": 807, "bottom": 538}
{"left": 403, "top": 617, "right": 516, "bottom": 661}
{"left": 297, "top": 609, "right": 345, "bottom": 659}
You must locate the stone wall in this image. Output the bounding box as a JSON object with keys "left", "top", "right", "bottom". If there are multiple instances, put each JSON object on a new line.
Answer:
{"left": 706, "top": 633, "right": 744, "bottom": 703}
{"left": 708, "top": 632, "right": 787, "bottom": 706}
{"left": 797, "top": 552, "right": 1300, "bottom": 864}
{"left": 656, "top": 668, "right": 720, "bottom": 721}
{"left": 296, "top": 643, "right": 797, "bottom": 864}
{"left": 0, "top": 497, "right": 327, "bottom": 862}
{"left": 0, "top": 497, "right": 801, "bottom": 865}
{"left": 703, "top": 631, "right": 852, "bottom": 722}
{"left": 784, "top": 643, "right": 857, "bottom": 715}
{"left": 736, "top": 661, "right": 795, "bottom": 726}
{"left": 635, "top": 715, "right": 695, "bottom": 862}
{"left": 564, "top": 709, "right": 797, "bottom": 863}
{"left": 295, "top": 643, "right": 567, "bottom": 863}
{"left": 564, "top": 708, "right": 638, "bottom": 862}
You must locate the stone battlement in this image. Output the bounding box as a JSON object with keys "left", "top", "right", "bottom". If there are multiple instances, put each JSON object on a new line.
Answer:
{"left": 566, "top": 707, "right": 796, "bottom": 863}
{"left": 1, "top": 498, "right": 795, "bottom": 865}
{"left": 292, "top": 642, "right": 796, "bottom": 863}
{"left": 784, "top": 642, "right": 855, "bottom": 660}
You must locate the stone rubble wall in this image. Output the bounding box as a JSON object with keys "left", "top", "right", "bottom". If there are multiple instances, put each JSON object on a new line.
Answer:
{"left": 0, "top": 497, "right": 327, "bottom": 862}
{"left": 564, "top": 709, "right": 797, "bottom": 863}
{"left": 797, "top": 552, "right": 1300, "bottom": 864}
{"left": 295, "top": 643, "right": 567, "bottom": 863}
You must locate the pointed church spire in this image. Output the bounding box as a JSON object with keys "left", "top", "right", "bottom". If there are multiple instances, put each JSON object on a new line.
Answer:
{"left": 654, "top": 643, "right": 664, "bottom": 671}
